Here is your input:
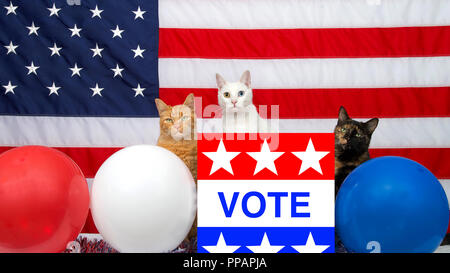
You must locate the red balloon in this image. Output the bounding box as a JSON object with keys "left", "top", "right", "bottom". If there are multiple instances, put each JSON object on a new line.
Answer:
{"left": 0, "top": 146, "right": 89, "bottom": 253}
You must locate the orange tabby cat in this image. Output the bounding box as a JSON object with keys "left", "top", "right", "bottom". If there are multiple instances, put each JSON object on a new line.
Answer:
{"left": 155, "top": 94, "right": 197, "bottom": 181}
{"left": 155, "top": 93, "right": 197, "bottom": 249}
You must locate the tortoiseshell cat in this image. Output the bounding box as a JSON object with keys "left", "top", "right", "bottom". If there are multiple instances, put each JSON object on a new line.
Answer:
{"left": 155, "top": 93, "right": 197, "bottom": 250}
{"left": 334, "top": 106, "right": 379, "bottom": 195}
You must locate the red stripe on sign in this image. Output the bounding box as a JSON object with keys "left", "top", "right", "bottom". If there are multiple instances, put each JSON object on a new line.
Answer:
{"left": 159, "top": 26, "right": 450, "bottom": 59}
{"left": 197, "top": 133, "right": 335, "bottom": 180}
{"left": 370, "top": 148, "right": 450, "bottom": 179}
{"left": 159, "top": 87, "right": 450, "bottom": 119}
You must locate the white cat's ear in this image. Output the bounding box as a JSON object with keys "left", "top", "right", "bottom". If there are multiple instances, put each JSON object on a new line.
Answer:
{"left": 216, "top": 73, "right": 226, "bottom": 89}
{"left": 184, "top": 93, "right": 195, "bottom": 110}
{"left": 155, "top": 98, "right": 169, "bottom": 115}
{"left": 240, "top": 70, "right": 251, "bottom": 88}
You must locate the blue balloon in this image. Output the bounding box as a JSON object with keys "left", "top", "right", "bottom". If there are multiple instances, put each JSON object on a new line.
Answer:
{"left": 336, "top": 156, "right": 449, "bottom": 253}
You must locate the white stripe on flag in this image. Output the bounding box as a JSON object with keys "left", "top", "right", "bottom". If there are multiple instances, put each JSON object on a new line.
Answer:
{"left": 77, "top": 233, "right": 103, "bottom": 241}
{"left": 0, "top": 116, "right": 449, "bottom": 148}
{"left": 0, "top": 116, "right": 159, "bottom": 147}
{"left": 159, "top": 57, "right": 450, "bottom": 89}
{"left": 87, "top": 178, "right": 94, "bottom": 192}
{"left": 159, "top": 0, "right": 450, "bottom": 29}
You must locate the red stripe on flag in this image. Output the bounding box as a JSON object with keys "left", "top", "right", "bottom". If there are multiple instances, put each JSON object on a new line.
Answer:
{"left": 0, "top": 147, "right": 121, "bottom": 178}
{"left": 57, "top": 147, "right": 122, "bottom": 178}
{"left": 159, "top": 87, "right": 450, "bottom": 119}
{"left": 370, "top": 148, "right": 450, "bottom": 179}
{"left": 159, "top": 26, "right": 450, "bottom": 59}
{"left": 81, "top": 210, "right": 98, "bottom": 234}
{"left": 0, "top": 147, "right": 447, "bottom": 179}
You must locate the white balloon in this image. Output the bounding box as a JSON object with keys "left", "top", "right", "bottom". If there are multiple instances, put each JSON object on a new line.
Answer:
{"left": 91, "top": 145, "right": 197, "bottom": 253}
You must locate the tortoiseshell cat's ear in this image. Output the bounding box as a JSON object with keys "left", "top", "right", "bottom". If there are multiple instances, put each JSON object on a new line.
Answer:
{"left": 338, "top": 106, "right": 350, "bottom": 124}
{"left": 366, "top": 118, "right": 379, "bottom": 134}
{"left": 184, "top": 93, "right": 195, "bottom": 111}
{"left": 155, "top": 98, "right": 169, "bottom": 115}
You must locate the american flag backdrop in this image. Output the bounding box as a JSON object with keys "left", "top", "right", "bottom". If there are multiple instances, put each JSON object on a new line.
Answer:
{"left": 0, "top": 0, "right": 449, "bottom": 235}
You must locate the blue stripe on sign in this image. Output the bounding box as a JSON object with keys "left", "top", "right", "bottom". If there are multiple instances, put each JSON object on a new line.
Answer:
{"left": 0, "top": 0, "right": 159, "bottom": 117}
{"left": 198, "top": 227, "right": 335, "bottom": 253}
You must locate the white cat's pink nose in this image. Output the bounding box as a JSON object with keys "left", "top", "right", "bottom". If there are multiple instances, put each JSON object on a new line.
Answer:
{"left": 231, "top": 100, "right": 237, "bottom": 105}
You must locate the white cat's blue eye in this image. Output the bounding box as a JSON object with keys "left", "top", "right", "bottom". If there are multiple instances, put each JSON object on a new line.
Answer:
{"left": 238, "top": 91, "right": 245, "bottom": 97}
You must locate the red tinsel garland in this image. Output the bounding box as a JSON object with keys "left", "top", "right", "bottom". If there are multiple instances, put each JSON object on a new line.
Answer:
{"left": 63, "top": 236, "right": 197, "bottom": 253}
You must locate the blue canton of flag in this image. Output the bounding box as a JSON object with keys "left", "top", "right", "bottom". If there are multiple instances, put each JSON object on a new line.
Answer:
{"left": 0, "top": 0, "right": 159, "bottom": 117}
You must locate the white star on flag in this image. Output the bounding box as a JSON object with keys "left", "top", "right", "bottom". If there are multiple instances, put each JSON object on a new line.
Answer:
{"left": 69, "top": 24, "right": 82, "bottom": 37}
{"left": 132, "top": 45, "right": 145, "bottom": 58}
{"left": 3, "top": 81, "right": 17, "bottom": 94}
{"left": 27, "top": 22, "right": 40, "bottom": 36}
{"left": 203, "top": 139, "right": 240, "bottom": 175}
{"left": 247, "top": 139, "right": 284, "bottom": 175}
{"left": 4, "top": 1, "right": 17, "bottom": 15}
{"left": 291, "top": 232, "right": 330, "bottom": 253}
{"left": 247, "top": 233, "right": 285, "bottom": 253}
{"left": 48, "top": 43, "right": 62, "bottom": 56}
{"left": 70, "top": 63, "right": 83, "bottom": 77}
{"left": 25, "top": 62, "right": 39, "bottom": 75}
{"left": 47, "top": 82, "right": 61, "bottom": 96}
{"left": 133, "top": 84, "right": 145, "bottom": 97}
{"left": 111, "top": 25, "right": 124, "bottom": 38}
{"left": 4, "top": 41, "right": 18, "bottom": 55}
{"left": 47, "top": 3, "right": 61, "bottom": 17}
{"left": 292, "top": 138, "right": 329, "bottom": 175}
{"left": 202, "top": 233, "right": 240, "bottom": 253}
{"left": 132, "top": 6, "right": 146, "bottom": 20}
{"left": 91, "top": 43, "right": 104, "bottom": 58}
{"left": 90, "top": 83, "right": 104, "bottom": 97}
{"left": 90, "top": 5, "right": 103, "bottom": 18}
{"left": 111, "top": 64, "right": 124, "bottom": 77}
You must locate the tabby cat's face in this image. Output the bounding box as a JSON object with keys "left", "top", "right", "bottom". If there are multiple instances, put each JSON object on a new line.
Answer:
{"left": 155, "top": 94, "right": 196, "bottom": 141}
{"left": 334, "top": 107, "right": 378, "bottom": 158}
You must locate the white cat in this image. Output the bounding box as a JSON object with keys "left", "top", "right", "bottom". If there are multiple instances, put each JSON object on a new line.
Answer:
{"left": 216, "top": 70, "right": 271, "bottom": 133}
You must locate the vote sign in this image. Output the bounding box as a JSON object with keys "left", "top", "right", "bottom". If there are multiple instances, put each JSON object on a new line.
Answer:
{"left": 197, "top": 133, "right": 335, "bottom": 253}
